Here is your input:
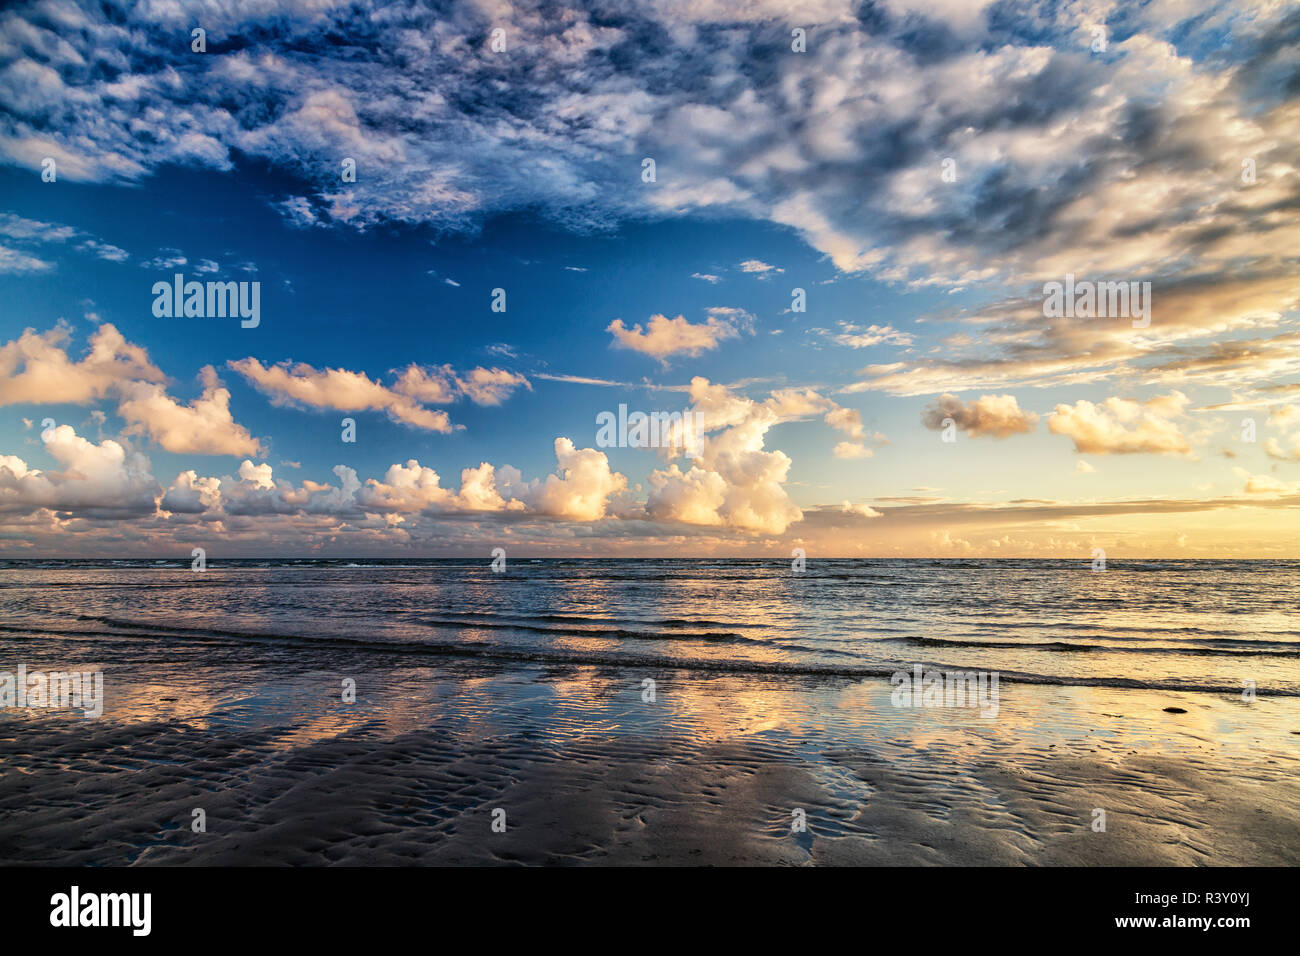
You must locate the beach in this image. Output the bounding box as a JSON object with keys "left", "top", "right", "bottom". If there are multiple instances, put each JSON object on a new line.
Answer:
{"left": 1, "top": 559, "right": 1297, "bottom": 866}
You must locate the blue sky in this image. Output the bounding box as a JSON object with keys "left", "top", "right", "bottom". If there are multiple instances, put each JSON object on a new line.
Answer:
{"left": 1, "top": 0, "right": 1298, "bottom": 556}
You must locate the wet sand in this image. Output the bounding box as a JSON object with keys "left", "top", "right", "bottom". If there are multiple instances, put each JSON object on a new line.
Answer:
{"left": 1, "top": 646, "right": 1297, "bottom": 866}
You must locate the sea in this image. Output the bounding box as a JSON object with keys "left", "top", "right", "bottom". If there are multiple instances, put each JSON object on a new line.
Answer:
{"left": 2, "top": 557, "right": 1296, "bottom": 696}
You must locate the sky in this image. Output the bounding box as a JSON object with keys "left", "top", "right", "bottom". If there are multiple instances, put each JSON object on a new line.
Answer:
{"left": 0, "top": 0, "right": 1298, "bottom": 558}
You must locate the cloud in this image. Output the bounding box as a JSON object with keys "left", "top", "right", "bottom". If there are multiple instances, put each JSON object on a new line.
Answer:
{"left": 230, "top": 358, "right": 455, "bottom": 432}
{"left": 645, "top": 378, "right": 804, "bottom": 534}
{"left": 0, "top": 213, "right": 79, "bottom": 243}
{"left": 762, "top": 387, "right": 886, "bottom": 460}
{"left": 2, "top": 2, "right": 1298, "bottom": 556}
{"left": 644, "top": 464, "right": 728, "bottom": 527}
{"left": 229, "top": 357, "right": 531, "bottom": 430}
{"left": 140, "top": 249, "right": 187, "bottom": 270}
{"left": 607, "top": 311, "right": 746, "bottom": 363}
{"left": 453, "top": 366, "right": 533, "bottom": 406}
{"left": 0, "top": 244, "right": 53, "bottom": 273}
{"left": 1048, "top": 391, "right": 1192, "bottom": 455}
{"left": 79, "top": 239, "right": 129, "bottom": 262}
{"left": 117, "top": 367, "right": 262, "bottom": 457}
{"left": 1264, "top": 435, "right": 1300, "bottom": 461}
{"left": 1235, "top": 468, "right": 1300, "bottom": 495}
{"left": 0, "top": 323, "right": 265, "bottom": 456}
{"left": 0, "top": 425, "right": 158, "bottom": 518}
{"left": 532, "top": 372, "right": 627, "bottom": 388}
{"left": 388, "top": 365, "right": 459, "bottom": 405}
{"left": 764, "top": 387, "right": 833, "bottom": 422}
{"left": 0, "top": 323, "right": 163, "bottom": 405}
{"left": 502, "top": 438, "right": 627, "bottom": 521}
{"left": 822, "top": 404, "right": 865, "bottom": 439}
{"left": 159, "top": 469, "right": 222, "bottom": 514}
{"left": 850, "top": 275, "right": 1300, "bottom": 398}
{"left": 154, "top": 436, "right": 625, "bottom": 525}
{"left": 160, "top": 440, "right": 621, "bottom": 525}
{"left": 833, "top": 441, "right": 873, "bottom": 459}
{"left": 820, "top": 400, "right": 889, "bottom": 459}
{"left": 358, "top": 460, "right": 521, "bottom": 514}
{"left": 738, "top": 259, "right": 782, "bottom": 276}
{"left": 0, "top": 0, "right": 1294, "bottom": 318}
{"left": 5, "top": 418, "right": 1300, "bottom": 554}
{"left": 0, "top": 212, "right": 128, "bottom": 268}
{"left": 823, "top": 323, "right": 914, "bottom": 349}
{"left": 922, "top": 393, "right": 1039, "bottom": 438}
{"left": 1262, "top": 404, "right": 1300, "bottom": 459}
{"left": 1268, "top": 405, "right": 1300, "bottom": 429}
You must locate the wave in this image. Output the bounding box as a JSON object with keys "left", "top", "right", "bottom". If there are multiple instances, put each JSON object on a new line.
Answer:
{"left": 64, "top": 613, "right": 803, "bottom": 652}
{"left": 417, "top": 615, "right": 756, "bottom": 643}
{"left": 5, "top": 617, "right": 1297, "bottom": 697}
{"left": 899, "top": 635, "right": 1300, "bottom": 656}
{"left": 420, "top": 610, "right": 764, "bottom": 630}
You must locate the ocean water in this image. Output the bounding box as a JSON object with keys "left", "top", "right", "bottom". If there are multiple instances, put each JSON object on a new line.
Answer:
{"left": 2, "top": 557, "right": 1297, "bottom": 697}
{"left": 3, "top": 557, "right": 1300, "bottom": 865}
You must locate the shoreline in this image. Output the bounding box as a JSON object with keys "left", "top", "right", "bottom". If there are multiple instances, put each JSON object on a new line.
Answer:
{"left": 2, "top": 654, "right": 1297, "bottom": 866}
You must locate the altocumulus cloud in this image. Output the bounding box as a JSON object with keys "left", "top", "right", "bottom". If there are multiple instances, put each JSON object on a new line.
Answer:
{"left": 2, "top": 0, "right": 1294, "bottom": 298}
